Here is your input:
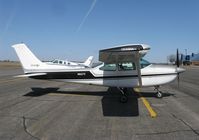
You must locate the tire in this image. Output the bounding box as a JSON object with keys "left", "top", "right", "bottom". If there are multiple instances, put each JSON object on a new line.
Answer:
{"left": 120, "top": 95, "right": 128, "bottom": 103}
{"left": 156, "top": 92, "right": 163, "bottom": 98}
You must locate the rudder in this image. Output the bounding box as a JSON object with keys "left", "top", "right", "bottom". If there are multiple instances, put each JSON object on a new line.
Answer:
{"left": 12, "top": 43, "right": 44, "bottom": 73}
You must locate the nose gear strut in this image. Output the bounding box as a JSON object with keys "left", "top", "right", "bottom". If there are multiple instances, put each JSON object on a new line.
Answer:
{"left": 154, "top": 86, "right": 163, "bottom": 98}
{"left": 118, "top": 88, "right": 128, "bottom": 103}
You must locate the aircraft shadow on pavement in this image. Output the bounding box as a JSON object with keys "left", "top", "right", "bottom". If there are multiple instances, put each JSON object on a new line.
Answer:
{"left": 24, "top": 87, "right": 139, "bottom": 117}
{"left": 24, "top": 87, "right": 60, "bottom": 96}
{"left": 24, "top": 87, "right": 108, "bottom": 97}
{"left": 101, "top": 87, "right": 139, "bottom": 117}
{"left": 101, "top": 96, "right": 139, "bottom": 117}
{"left": 139, "top": 92, "right": 175, "bottom": 98}
{"left": 23, "top": 87, "right": 174, "bottom": 117}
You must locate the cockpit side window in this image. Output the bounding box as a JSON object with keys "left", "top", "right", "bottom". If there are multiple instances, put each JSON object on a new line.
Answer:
{"left": 100, "top": 63, "right": 117, "bottom": 71}
{"left": 118, "top": 62, "right": 136, "bottom": 71}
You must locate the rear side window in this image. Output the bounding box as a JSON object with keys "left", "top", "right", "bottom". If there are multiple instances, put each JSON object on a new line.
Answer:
{"left": 59, "top": 61, "right": 63, "bottom": 64}
{"left": 100, "top": 63, "right": 116, "bottom": 71}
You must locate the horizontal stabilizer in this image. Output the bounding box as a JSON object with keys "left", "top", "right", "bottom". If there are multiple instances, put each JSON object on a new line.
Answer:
{"left": 14, "top": 73, "right": 46, "bottom": 78}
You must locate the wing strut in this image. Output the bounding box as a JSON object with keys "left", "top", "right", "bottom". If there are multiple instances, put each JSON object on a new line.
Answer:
{"left": 135, "top": 51, "right": 142, "bottom": 87}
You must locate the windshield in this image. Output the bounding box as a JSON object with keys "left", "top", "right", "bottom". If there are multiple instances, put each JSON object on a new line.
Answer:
{"left": 52, "top": 59, "right": 58, "bottom": 64}
{"left": 140, "top": 59, "right": 151, "bottom": 68}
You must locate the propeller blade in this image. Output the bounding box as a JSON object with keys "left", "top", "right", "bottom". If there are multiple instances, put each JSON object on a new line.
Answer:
{"left": 176, "top": 48, "right": 180, "bottom": 88}
{"left": 176, "top": 48, "right": 179, "bottom": 67}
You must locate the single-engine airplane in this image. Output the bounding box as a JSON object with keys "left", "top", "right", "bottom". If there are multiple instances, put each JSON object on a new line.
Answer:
{"left": 12, "top": 43, "right": 185, "bottom": 103}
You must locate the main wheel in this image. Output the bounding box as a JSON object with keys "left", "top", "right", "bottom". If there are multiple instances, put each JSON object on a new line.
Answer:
{"left": 156, "top": 91, "right": 163, "bottom": 98}
{"left": 120, "top": 95, "right": 128, "bottom": 103}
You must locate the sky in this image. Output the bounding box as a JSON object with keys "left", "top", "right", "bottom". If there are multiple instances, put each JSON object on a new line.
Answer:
{"left": 0, "top": 0, "right": 199, "bottom": 63}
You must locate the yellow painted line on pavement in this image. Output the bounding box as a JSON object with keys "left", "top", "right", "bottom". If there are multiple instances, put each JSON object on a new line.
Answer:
{"left": 134, "top": 88, "right": 157, "bottom": 118}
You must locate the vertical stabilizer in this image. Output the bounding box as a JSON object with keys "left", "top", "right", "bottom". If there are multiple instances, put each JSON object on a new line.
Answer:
{"left": 12, "top": 43, "right": 44, "bottom": 73}
{"left": 83, "top": 56, "right": 94, "bottom": 67}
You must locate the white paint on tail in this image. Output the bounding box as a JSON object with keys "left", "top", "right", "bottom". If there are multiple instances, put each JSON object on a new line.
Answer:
{"left": 12, "top": 43, "right": 45, "bottom": 73}
{"left": 83, "top": 56, "right": 94, "bottom": 67}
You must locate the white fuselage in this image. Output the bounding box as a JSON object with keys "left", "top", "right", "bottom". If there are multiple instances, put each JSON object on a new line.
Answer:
{"left": 59, "top": 64, "right": 177, "bottom": 87}
{"left": 12, "top": 43, "right": 184, "bottom": 88}
{"left": 29, "top": 63, "right": 180, "bottom": 88}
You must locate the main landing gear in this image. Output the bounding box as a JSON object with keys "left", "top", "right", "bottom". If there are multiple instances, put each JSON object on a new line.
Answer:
{"left": 118, "top": 88, "right": 128, "bottom": 103}
{"left": 154, "top": 85, "right": 163, "bottom": 98}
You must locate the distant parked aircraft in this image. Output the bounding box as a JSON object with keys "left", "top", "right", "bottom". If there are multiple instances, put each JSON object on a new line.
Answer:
{"left": 46, "top": 56, "right": 94, "bottom": 68}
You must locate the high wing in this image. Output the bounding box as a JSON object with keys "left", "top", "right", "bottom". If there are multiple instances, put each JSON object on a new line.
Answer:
{"left": 99, "top": 44, "right": 150, "bottom": 63}
{"left": 99, "top": 44, "right": 150, "bottom": 86}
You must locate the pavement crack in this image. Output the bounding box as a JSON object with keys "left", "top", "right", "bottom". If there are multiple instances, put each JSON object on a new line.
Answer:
{"left": 22, "top": 116, "right": 40, "bottom": 140}
{"left": 171, "top": 113, "right": 199, "bottom": 136}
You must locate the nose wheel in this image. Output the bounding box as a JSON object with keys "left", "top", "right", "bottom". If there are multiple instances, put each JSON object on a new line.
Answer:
{"left": 154, "top": 86, "right": 163, "bottom": 98}
{"left": 156, "top": 91, "right": 163, "bottom": 98}
{"left": 118, "top": 88, "right": 128, "bottom": 103}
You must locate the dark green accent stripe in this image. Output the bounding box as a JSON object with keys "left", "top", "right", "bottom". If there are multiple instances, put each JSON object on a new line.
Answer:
{"left": 27, "top": 71, "right": 177, "bottom": 80}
